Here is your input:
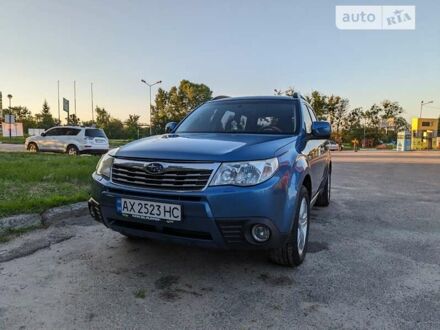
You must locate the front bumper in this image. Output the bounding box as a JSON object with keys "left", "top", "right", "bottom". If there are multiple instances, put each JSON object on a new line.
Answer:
{"left": 90, "top": 170, "right": 298, "bottom": 249}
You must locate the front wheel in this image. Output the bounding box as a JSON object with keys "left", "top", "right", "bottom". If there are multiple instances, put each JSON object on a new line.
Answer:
{"left": 269, "top": 186, "right": 310, "bottom": 267}
{"left": 66, "top": 145, "right": 79, "bottom": 156}
{"left": 27, "top": 142, "right": 39, "bottom": 153}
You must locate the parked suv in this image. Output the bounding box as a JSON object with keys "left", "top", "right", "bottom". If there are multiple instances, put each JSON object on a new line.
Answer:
{"left": 25, "top": 126, "right": 109, "bottom": 155}
{"left": 89, "top": 94, "right": 331, "bottom": 266}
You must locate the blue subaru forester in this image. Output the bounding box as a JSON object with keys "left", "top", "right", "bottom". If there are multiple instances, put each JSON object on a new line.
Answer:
{"left": 89, "top": 93, "right": 332, "bottom": 267}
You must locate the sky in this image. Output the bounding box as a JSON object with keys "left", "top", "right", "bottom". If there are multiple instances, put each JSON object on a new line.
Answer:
{"left": 1, "top": 0, "right": 439, "bottom": 124}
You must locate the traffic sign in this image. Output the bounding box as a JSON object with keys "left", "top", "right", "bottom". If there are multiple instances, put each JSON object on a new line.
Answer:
{"left": 63, "top": 98, "right": 69, "bottom": 113}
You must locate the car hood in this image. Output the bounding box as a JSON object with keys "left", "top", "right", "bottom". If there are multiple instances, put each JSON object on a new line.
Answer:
{"left": 115, "top": 133, "right": 297, "bottom": 162}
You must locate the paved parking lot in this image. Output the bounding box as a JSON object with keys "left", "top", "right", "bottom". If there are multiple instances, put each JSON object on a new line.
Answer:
{"left": 0, "top": 151, "right": 439, "bottom": 329}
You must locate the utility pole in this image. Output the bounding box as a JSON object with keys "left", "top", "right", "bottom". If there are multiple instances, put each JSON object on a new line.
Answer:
{"left": 57, "top": 80, "right": 60, "bottom": 123}
{"left": 74, "top": 80, "right": 77, "bottom": 116}
{"left": 419, "top": 100, "right": 433, "bottom": 118}
{"left": 91, "top": 82, "right": 94, "bottom": 124}
{"left": 7, "top": 94, "right": 12, "bottom": 140}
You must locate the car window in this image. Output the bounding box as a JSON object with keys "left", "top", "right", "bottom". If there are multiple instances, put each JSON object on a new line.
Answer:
{"left": 302, "top": 105, "right": 313, "bottom": 134}
{"left": 85, "top": 129, "right": 106, "bottom": 138}
{"left": 57, "top": 128, "right": 69, "bottom": 136}
{"left": 176, "top": 100, "right": 299, "bottom": 134}
{"left": 45, "top": 128, "right": 59, "bottom": 136}
{"left": 65, "top": 128, "right": 81, "bottom": 136}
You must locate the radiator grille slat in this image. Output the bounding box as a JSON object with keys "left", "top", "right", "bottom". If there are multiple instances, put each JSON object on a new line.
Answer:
{"left": 111, "top": 161, "right": 214, "bottom": 191}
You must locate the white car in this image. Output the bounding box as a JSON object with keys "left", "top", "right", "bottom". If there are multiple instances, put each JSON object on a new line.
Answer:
{"left": 326, "top": 140, "right": 341, "bottom": 151}
{"left": 25, "top": 126, "right": 109, "bottom": 155}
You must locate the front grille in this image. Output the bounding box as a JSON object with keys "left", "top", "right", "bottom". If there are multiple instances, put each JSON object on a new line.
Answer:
{"left": 111, "top": 159, "right": 216, "bottom": 191}
{"left": 217, "top": 221, "right": 245, "bottom": 244}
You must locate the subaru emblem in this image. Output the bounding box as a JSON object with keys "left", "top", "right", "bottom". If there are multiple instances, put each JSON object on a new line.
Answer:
{"left": 144, "top": 163, "right": 164, "bottom": 175}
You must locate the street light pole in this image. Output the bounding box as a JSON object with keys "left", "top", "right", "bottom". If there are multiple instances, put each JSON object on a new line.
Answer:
{"left": 419, "top": 100, "right": 434, "bottom": 118}
{"left": 7, "top": 94, "right": 12, "bottom": 140}
{"left": 141, "top": 79, "right": 162, "bottom": 136}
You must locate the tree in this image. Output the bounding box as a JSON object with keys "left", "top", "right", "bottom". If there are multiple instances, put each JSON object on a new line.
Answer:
{"left": 305, "top": 91, "right": 328, "bottom": 120}
{"left": 81, "top": 120, "right": 94, "bottom": 127}
{"left": 106, "top": 118, "right": 124, "bottom": 139}
{"left": 95, "top": 106, "right": 111, "bottom": 129}
{"left": 6, "top": 106, "right": 37, "bottom": 132}
{"left": 35, "top": 100, "right": 57, "bottom": 129}
{"left": 331, "top": 97, "right": 349, "bottom": 141}
{"left": 67, "top": 114, "right": 81, "bottom": 126}
{"left": 125, "top": 114, "right": 141, "bottom": 139}
{"left": 151, "top": 80, "right": 213, "bottom": 134}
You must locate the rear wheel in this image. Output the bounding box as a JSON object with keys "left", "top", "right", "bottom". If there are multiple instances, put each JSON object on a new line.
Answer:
{"left": 269, "top": 186, "right": 310, "bottom": 267}
{"left": 27, "top": 142, "right": 39, "bottom": 153}
{"left": 315, "top": 171, "right": 331, "bottom": 207}
{"left": 66, "top": 145, "right": 79, "bottom": 156}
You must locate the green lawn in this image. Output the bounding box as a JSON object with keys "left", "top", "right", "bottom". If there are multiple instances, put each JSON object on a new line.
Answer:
{"left": 0, "top": 136, "right": 26, "bottom": 144}
{"left": 0, "top": 153, "right": 99, "bottom": 218}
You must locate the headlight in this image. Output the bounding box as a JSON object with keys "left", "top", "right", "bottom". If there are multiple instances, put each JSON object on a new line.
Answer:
{"left": 210, "top": 157, "right": 279, "bottom": 187}
{"left": 96, "top": 148, "right": 119, "bottom": 178}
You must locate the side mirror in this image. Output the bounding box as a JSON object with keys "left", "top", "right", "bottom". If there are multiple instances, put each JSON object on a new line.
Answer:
{"left": 311, "top": 121, "right": 331, "bottom": 139}
{"left": 41, "top": 132, "right": 46, "bottom": 137}
{"left": 165, "top": 122, "right": 177, "bottom": 133}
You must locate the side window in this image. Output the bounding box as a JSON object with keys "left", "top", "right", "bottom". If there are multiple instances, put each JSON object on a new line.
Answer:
{"left": 302, "top": 104, "right": 313, "bottom": 134}
{"left": 65, "top": 128, "right": 81, "bottom": 136}
{"left": 57, "top": 128, "right": 69, "bottom": 136}
{"left": 45, "top": 128, "right": 58, "bottom": 136}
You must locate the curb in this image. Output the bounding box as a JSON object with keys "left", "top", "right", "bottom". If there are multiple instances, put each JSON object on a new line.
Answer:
{"left": 0, "top": 202, "right": 88, "bottom": 234}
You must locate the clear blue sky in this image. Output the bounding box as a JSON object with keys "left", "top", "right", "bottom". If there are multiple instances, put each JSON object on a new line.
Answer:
{"left": 1, "top": 0, "right": 439, "bottom": 123}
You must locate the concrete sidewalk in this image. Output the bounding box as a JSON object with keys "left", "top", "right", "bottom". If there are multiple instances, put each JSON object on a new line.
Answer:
{"left": 0, "top": 143, "right": 25, "bottom": 152}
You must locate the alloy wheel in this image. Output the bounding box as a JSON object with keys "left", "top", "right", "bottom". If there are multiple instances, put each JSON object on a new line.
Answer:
{"left": 297, "top": 197, "right": 308, "bottom": 255}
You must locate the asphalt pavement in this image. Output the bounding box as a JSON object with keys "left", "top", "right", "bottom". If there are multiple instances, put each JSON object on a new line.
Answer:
{"left": 0, "top": 151, "right": 439, "bottom": 329}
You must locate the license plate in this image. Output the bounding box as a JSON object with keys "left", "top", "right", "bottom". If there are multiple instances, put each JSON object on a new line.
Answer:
{"left": 116, "top": 198, "right": 181, "bottom": 222}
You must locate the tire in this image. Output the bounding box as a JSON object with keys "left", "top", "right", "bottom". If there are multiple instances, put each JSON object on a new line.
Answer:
{"left": 66, "top": 145, "right": 79, "bottom": 156}
{"left": 315, "top": 171, "right": 331, "bottom": 207}
{"left": 27, "top": 142, "right": 39, "bottom": 153}
{"left": 269, "top": 186, "right": 310, "bottom": 267}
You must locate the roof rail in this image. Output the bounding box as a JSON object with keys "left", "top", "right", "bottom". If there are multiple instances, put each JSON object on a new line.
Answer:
{"left": 212, "top": 95, "right": 230, "bottom": 100}
{"left": 292, "top": 92, "right": 307, "bottom": 101}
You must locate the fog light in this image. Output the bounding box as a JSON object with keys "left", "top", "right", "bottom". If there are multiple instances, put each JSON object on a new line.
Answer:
{"left": 251, "top": 224, "right": 271, "bottom": 242}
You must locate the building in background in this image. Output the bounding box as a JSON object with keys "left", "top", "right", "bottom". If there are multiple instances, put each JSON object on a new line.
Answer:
{"left": 411, "top": 117, "right": 439, "bottom": 150}
{"left": 397, "top": 130, "right": 411, "bottom": 151}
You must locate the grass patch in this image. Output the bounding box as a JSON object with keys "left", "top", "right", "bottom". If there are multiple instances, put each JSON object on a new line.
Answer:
{"left": 134, "top": 289, "right": 146, "bottom": 299}
{"left": 0, "top": 152, "right": 99, "bottom": 218}
{"left": 0, "top": 136, "right": 26, "bottom": 144}
{"left": 0, "top": 225, "right": 43, "bottom": 243}
{"left": 109, "top": 139, "right": 132, "bottom": 147}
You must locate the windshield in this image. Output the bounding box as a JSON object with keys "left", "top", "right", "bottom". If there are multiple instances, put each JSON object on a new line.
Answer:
{"left": 85, "top": 129, "right": 106, "bottom": 138}
{"left": 176, "top": 100, "right": 299, "bottom": 134}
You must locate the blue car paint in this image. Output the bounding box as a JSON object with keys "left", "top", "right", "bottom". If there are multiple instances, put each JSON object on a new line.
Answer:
{"left": 90, "top": 96, "right": 331, "bottom": 249}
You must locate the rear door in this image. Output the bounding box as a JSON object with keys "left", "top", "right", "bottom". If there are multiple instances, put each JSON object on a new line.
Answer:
{"left": 63, "top": 127, "right": 82, "bottom": 151}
